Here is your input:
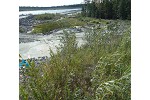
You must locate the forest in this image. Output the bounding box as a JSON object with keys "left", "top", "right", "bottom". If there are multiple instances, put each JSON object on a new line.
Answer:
{"left": 82, "top": 0, "right": 131, "bottom": 20}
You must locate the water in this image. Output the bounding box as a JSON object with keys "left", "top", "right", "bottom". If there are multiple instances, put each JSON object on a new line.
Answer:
{"left": 19, "top": 8, "right": 81, "bottom": 18}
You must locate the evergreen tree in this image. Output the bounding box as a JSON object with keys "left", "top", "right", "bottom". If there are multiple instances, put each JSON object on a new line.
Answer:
{"left": 112, "top": 0, "right": 119, "bottom": 19}
{"left": 82, "top": 0, "right": 131, "bottom": 20}
{"left": 126, "top": 0, "right": 131, "bottom": 20}
{"left": 118, "top": 0, "right": 126, "bottom": 19}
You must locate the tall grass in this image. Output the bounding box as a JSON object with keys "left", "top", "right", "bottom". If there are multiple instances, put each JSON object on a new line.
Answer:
{"left": 34, "top": 13, "right": 64, "bottom": 20}
{"left": 32, "top": 18, "right": 85, "bottom": 34}
{"left": 20, "top": 20, "right": 131, "bottom": 100}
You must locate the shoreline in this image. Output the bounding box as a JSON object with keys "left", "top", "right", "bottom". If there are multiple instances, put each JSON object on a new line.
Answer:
{"left": 19, "top": 13, "right": 130, "bottom": 59}
{"left": 19, "top": 8, "right": 81, "bottom": 19}
{"left": 19, "top": 13, "right": 87, "bottom": 59}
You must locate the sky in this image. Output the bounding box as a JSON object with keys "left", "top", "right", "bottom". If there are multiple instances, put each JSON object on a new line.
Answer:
{"left": 19, "top": 0, "right": 84, "bottom": 7}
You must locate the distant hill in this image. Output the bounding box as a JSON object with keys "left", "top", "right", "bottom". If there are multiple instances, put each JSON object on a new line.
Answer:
{"left": 19, "top": 4, "right": 83, "bottom": 11}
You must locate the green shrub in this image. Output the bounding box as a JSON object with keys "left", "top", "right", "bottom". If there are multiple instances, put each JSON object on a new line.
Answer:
{"left": 20, "top": 20, "right": 131, "bottom": 100}
{"left": 34, "top": 13, "right": 64, "bottom": 20}
{"left": 32, "top": 18, "right": 85, "bottom": 34}
{"left": 19, "top": 27, "right": 25, "bottom": 33}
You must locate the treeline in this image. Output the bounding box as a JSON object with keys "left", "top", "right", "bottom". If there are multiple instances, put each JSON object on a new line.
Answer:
{"left": 82, "top": 0, "right": 131, "bottom": 20}
{"left": 19, "top": 4, "right": 83, "bottom": 11}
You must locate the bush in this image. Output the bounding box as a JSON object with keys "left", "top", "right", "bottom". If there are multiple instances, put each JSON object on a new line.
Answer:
{"left": 19, "top": 27, "right": 25, "bottom": 33}
{"left": 34, "top": 13, "right": 64, "bottom": 20}
{"left": 32, "top": 18, "right": 85, "bottom": 34}
{"left": 20, "top": 20, "right": 131, "bottom": 100}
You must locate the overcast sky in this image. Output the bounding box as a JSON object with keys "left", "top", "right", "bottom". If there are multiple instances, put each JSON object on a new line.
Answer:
{"left": 19, "top": 0, "right": 84, "bottom": 7}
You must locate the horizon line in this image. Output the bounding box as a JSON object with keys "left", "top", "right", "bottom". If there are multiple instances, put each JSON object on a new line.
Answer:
{"left": 19, "top": 3, "right": 84, "bottom": 8}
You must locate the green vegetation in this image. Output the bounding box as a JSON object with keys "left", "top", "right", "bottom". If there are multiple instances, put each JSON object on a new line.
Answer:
{"left": 82, "top": 0, "right": 131, "bottom": 20}
{"left": 20, "top": 1, "right": 131, "bottom": 99}
{"left": 78, "top": 17, "right": 109, "bottom": 24}
{"left": 34, "top": 13, "right": 64, "bottom": 20}
{"left": 19, "top": 27, "right": 25, "bottom": 33}
{"left": 20, "top": 21, "right": 131, "bottom": 99}
{"left": 32, "top": 18, "right": 86, "bottom": 34}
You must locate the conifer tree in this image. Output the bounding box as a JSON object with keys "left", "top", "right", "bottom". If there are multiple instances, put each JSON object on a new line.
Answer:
{"left": 82, "top": 0, "right": 131, "bottom": 20}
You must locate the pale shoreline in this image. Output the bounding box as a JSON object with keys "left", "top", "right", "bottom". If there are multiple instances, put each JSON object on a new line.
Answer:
{"left": 19, "top": 30, "right": 86, "bottom": 59}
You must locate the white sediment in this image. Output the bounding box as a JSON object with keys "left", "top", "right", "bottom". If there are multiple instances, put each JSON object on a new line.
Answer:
{"left": 19, "top": 31, "right": 86, "bottom": 59}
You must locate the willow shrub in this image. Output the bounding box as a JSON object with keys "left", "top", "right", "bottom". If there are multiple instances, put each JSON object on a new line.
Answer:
{"left": 32, "top": 18, "right": 85, "bottom": 34}
{"left": 20, "top": 21, "right": 131, "bottom": 100}
{"left": 34, "top": 13, "right": 64, "bottom": 20}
